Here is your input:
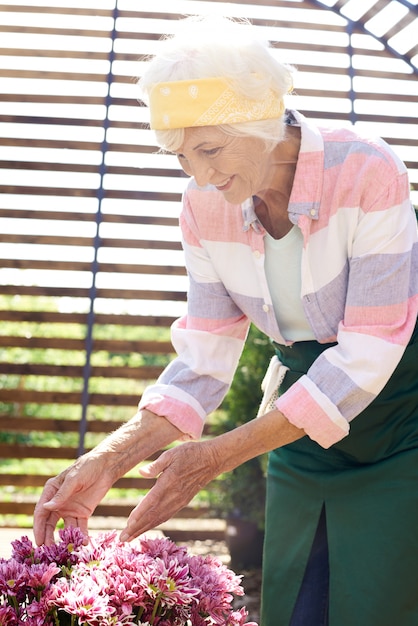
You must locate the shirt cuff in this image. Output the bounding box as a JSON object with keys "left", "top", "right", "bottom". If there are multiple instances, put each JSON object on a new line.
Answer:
{"left": 275, "top": 375, "right": 349, "bottom": 449}
{"left": 138, "top": 394, "right": 204, "bottom": 440}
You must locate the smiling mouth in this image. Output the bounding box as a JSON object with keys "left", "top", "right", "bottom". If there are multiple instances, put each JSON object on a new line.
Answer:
{"left": 215, "top": 176, "right": 234, "bottom": 191}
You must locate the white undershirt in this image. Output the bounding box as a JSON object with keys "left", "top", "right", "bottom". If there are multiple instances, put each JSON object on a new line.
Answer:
{"left": 264, "top": 226, "right": 315, "bottom": 342}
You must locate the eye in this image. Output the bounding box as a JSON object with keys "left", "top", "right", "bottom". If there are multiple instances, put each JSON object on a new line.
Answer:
{"left": 203, "top": 147, "right": 221, "bottom": 157}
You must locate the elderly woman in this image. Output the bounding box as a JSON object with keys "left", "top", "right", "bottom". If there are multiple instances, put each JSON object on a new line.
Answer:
{"left": 34, "top": 16, "right": 418, "bottom": 626}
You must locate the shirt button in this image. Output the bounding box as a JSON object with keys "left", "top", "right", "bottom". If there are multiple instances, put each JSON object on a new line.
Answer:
{"left": 310, "top": 208, "right": 316, "bottom": 216}
{"left": 254, "top": 250, "right": 261, "bottom": 259}
{"left": 262, "top": 304, "right": 269, "bottom": 313}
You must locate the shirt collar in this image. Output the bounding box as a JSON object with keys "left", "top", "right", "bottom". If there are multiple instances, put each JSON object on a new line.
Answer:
{"left": 287, "top": 109, "right": 324, "bottom": 224}
{"left": 241, "top": 110, "right": 324, "bottom": 232}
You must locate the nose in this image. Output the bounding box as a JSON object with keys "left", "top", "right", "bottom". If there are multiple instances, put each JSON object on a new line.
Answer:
{"left": 189, "top": 160, "right": 216, "bottom": 187}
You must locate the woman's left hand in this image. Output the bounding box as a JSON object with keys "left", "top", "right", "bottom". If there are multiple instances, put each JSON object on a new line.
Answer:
{"left": 119, "top": 440, "right": 221, "bottom": 542}
{"left": 119, "top": 407, "right": 304, "bottom": 542}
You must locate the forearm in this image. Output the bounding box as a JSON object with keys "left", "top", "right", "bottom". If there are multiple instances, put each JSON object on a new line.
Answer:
{"left": 91, "top": 409, "right": 183, "bottom": 483}
{"left": 207, "top": 408, "right": 305, "bottom": 475}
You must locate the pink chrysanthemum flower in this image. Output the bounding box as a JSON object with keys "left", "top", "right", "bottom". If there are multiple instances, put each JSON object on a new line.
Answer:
{"left": 51, "top": 575, "right": 115, "bottom": 622}
{"left": 26, "top": 562, "right": 61, "bottom": 593}
{"left": 184, "top": 553, "right": 246, "bottom": 624}
{"left": 107, "top": 569, "right": 146, "bottom": 614}
{"left": 0, "top": 604, "right": 19, "bottom": 625}
{"left": 139, "top": 536, "right": 188, "bottom": 562}
{"left": 141, "top": 556, "right": 200, "bottom": 608}
{"left": 37, "top": 526, "right": 86, "bottom": 569}
{"left": 76, "top": 530, "right": 118, "bottom": 567}
{"left": 26, "top": 593, "right": 56, "bottom": 625}
{"left": 227, "top": 606, "right": 258, "bottom": 626}
{"left": 10, "top": 535, "right": 36, "bottom": 564}
{"left": 0, "top": 558, "right": 29, "bottom": 599}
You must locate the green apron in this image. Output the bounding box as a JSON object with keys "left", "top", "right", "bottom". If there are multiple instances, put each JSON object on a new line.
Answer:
{"left": 261, "top": 319, "right": 418, "bottom": 626}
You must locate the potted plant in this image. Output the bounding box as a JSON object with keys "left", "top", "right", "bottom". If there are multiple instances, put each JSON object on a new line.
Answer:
{"left": 209, "top": 325, "right": 274, "bottom": 569}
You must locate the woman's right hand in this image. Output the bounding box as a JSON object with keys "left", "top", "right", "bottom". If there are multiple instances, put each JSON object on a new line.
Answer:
{"left": 33, "top": 451, "right": 114, "bottom": 546}
{"left": 33, "top": 410, "right": 183, "bottom": 547}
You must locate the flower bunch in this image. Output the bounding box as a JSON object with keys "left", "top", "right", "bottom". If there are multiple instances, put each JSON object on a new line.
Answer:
{"left": 0, "top": 527, "right": 258, "bottom": 626}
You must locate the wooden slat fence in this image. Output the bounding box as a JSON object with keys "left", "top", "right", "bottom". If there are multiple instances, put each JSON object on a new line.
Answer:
{"left": 0, "top": 0, "right": 417, "bottom": 539}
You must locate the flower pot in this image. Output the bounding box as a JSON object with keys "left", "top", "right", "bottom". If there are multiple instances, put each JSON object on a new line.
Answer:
{"left": 226, "top": 517, "right": 265, "bottom": 569}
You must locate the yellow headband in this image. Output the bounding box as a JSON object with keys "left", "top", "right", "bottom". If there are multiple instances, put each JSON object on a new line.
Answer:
{"left": 149, "top": 77, "right": 285, "bottom": 130}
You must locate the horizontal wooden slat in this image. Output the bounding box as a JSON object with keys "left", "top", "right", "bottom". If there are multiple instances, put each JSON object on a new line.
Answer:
{"left": 0, "top": 416, "right": 125, "bottom": 434}
{"left": 0, "top": 335, "right": 87, "bottom": 350}
{"left": 0, "top": 187, "right": 182, "bottom": 202}
{"left": 0, "top": 310, "right": 177, "bottom": 327}
{"left": 0, "top": 415, "right": 213, "bottom": 437}
{"left": 94, "top": 503, "right": 212, "bottom": 520}
{"left": 0, "top": 209, "right": 180, "bottom": 228}
{"left": 0, "top": 444, "right": 162, "bottom": 462}
{"left": 0, "top": 160, "right": 187, "bottom": 180}
{"left": 0, "top": 160, "right": 100, "bottom": 174}
{"left": 0, "top": 389, "right": 141, "bottom": 406}
{"left": 298, "top": 89, "right": 418, "bottom": 104}
{"left": 1, "top": 157, "right": 416, "bottom": 181}
{"left": 0, "top": 285, "right": 187, "bottom": 301}
{"left": 0, "top": 259, "right": 92, "bottom": 272}
{"left": 0, "top": 362, "right": 165, "bottom": 379}
{"left": 2, "top": 106, "right": 418, "bottom": 128}
{"left": 0, "top": 70, "right": 120, "bottom": 84}
{"left": 0, "top": 499, "right": 210, "bottom": 521}
{"left": 0, "top": 52, "right": 109, "bottom": 63}
{"left": 0, "top": 473, "right": 156, "bottom": 490}
{"left": 384, "top": 137, "right": 418, "bottom": 149}
{"left": 0, "top": 208, "right": 96, "bottom": 222}
{"left": 0, "top": 259, "right": 186, "bottom": 276}
{"left": 0, "top": 362, "right": 85, "bottom": 377}
{"left": 0, "top": 24, "right": 114, "bottom": 38}
{"left": 0, "top": 443, "right": 85, "bottom": 460}
{"left": 0, "top": 4, "right": 113, "bottom": 16}
{"left": 0, "top": 233, "right": 183, "bottom": 250}
{"left": 0, "top": 41, "right": 406, "bottom": 66}
{"left": 0, "top": 139, "right": 160, "bottom": 155}
{"left": 0, "top": 335, "right": 173, "bottom": 353}
{"left": 0, "top": 84, "right": 417, "bottom": 106}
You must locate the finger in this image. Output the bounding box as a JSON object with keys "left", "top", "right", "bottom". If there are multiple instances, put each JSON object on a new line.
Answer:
{"left": 33, "top": 506, "right": 49, "bottom": 546}
{"left": 64, "top": 516, "right": 79, "bottom": 529}
{"left": 43, "top": 512, "right": 61, "bottom": 546}
{"left": 41, "top": 471, "right": 79, "bottom": 511}
{"left": 33, "top": 481, "right": 62, "bottom": 545}
{"left": 120, "top": 474, "right": 189, "bottom": 542}
{"left": 121, "top": 498, "right": 173, "bottom": 542}
{"left": 138, "top": 462, "right": 158, "bottom": 478}
{"left": 120, "top": 504, "right": 164, "bottom": 542}
{"left": 121, "top": 445, "right": 211, "bottom": 542}
{"left": 77, "top": 518, "right": 90, "bottom": 544}
{"left": 120, "top": 484, "right": 168, "bottom": 541}
{"left": 64, "top": 516, "right": 90, "bottom": 544}
{"left": 139, "top": 451, "right": 172, "bottom": 479}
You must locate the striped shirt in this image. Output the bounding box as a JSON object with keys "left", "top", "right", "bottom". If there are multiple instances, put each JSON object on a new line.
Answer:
{"left": 139, "top": 110, "right": 418, "bottom": 449}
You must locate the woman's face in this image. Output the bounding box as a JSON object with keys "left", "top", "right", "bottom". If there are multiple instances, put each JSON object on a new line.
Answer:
{"left": 174, "top": 126, "right": 272, "bottom": 204}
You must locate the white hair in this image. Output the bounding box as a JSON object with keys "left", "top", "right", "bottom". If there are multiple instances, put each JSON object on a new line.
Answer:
{"left": 138, "top": 15, "right": 294, "bottom": 152}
